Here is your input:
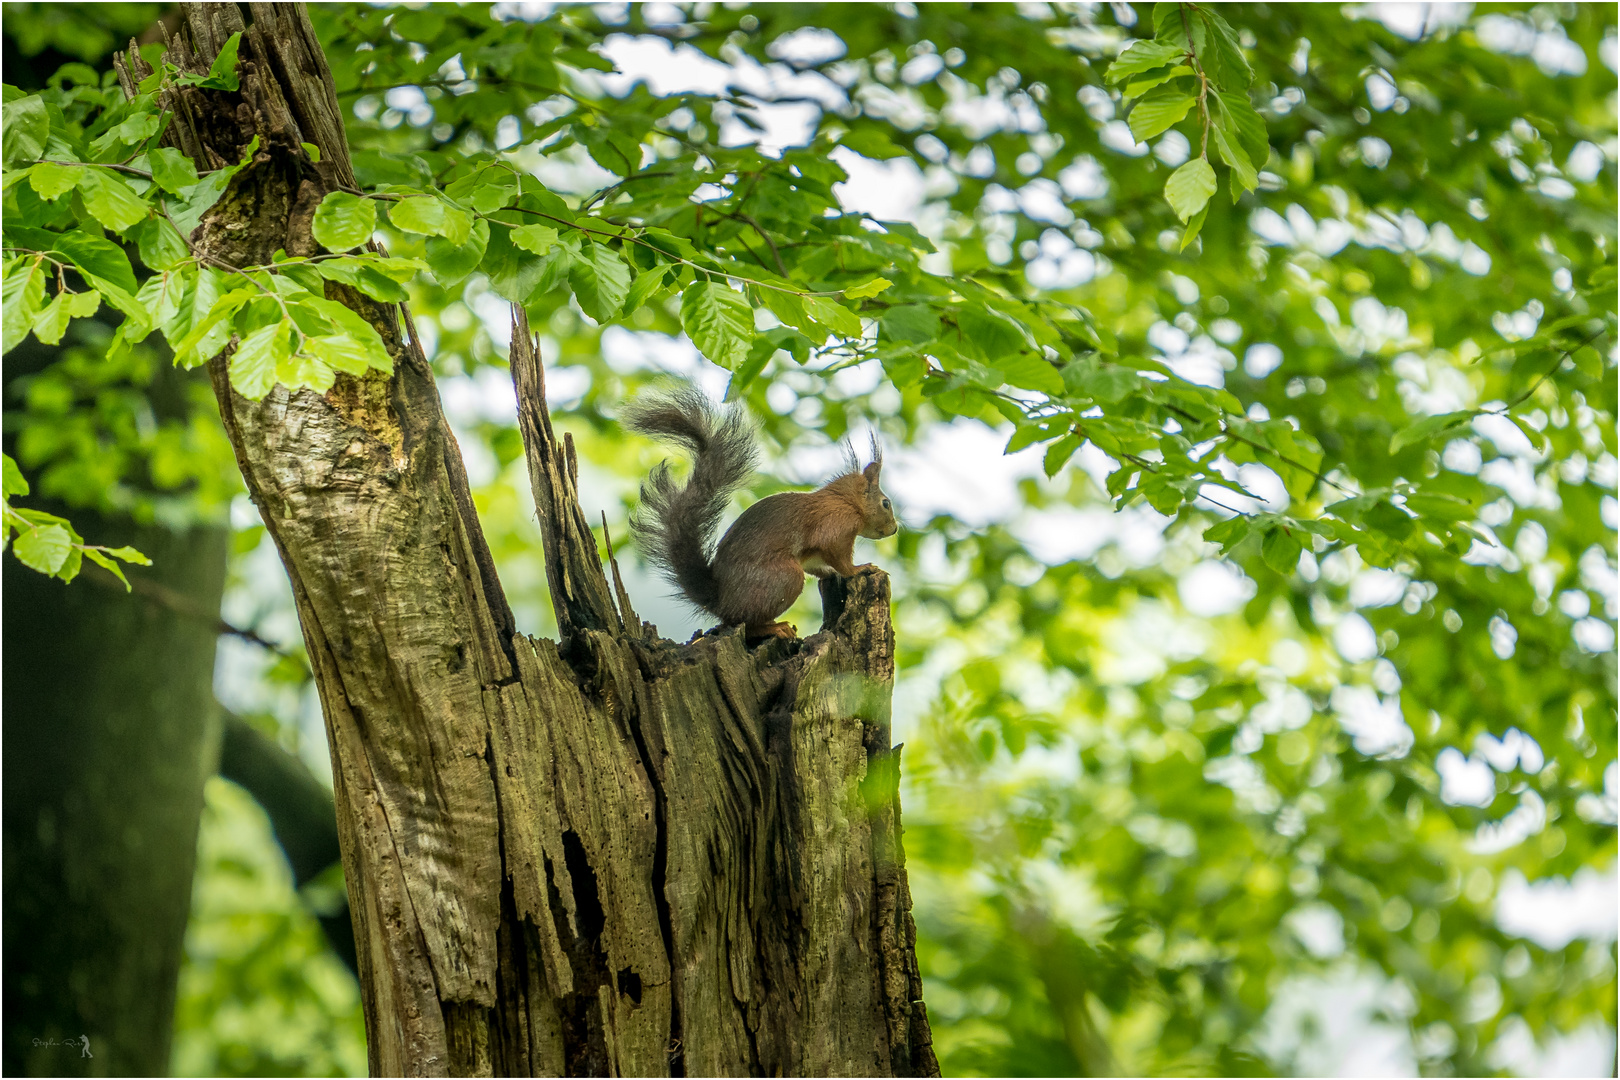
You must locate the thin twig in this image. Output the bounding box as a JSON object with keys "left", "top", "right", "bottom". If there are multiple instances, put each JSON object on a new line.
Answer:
{"left": 1119, "top": 451, "right": 1258, "bottom": 519}
{"left": 730, "top": 211, "right": 790, "bottom": 277}
{"left": 1180, "top": 4, "right": 1211, "bottom": 159}
{"left": 30, "top": 158, "right": 157, "bottom": 179}
{"left": 1172, "top": 401, "right": 1355, "bottom": 496}
{"left": 1493, "top": 325, "right": 1608, "bottom": 413}
{"left": 82, "top": 564, "right": 307, "bottom": 665}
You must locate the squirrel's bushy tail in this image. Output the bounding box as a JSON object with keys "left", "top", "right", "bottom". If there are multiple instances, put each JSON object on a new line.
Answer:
{"left": 623, "top": 384, "right": 758, "bottom": 615}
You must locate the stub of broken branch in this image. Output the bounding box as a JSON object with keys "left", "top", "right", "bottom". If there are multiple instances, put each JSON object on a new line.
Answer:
{"left": 508, "top": 306, "right": 624, "bottom": 640}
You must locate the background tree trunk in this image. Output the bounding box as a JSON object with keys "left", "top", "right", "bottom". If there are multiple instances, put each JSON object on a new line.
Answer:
{"left": 2, "top": 512, "right": 228, "bottom": 1077}
{"left": 127, "top": 6, "right": 937, "bottom": 1074}
{"left": 219, "top": 711, "right": 358, "bottom": 974}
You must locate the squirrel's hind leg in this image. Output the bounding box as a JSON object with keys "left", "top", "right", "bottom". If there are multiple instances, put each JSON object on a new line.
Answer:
{"left": 718, "top": 555, "right": 805, "bottom": 641}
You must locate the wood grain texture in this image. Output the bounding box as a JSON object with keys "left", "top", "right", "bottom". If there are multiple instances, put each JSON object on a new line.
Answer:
{"left": 133, "top": 7, "right": 937, "bottom": 1074}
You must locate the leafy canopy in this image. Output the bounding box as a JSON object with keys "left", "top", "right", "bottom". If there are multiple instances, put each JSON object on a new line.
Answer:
{"left": 0, "top": 2, "right": 1614, "bottom": 1075}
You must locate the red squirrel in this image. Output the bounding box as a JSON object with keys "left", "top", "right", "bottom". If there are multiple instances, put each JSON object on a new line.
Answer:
{"left": 625, "top": 385, "right": 898, "bottom": 640}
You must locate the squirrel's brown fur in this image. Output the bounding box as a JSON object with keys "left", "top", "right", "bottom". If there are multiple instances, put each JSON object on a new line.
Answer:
{"left": 625, "top": 386, "right": 898, "bottom": 640}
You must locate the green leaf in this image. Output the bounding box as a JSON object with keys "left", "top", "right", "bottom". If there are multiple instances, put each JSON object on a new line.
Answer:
{"left": 623, "top": 264, "right": 668, "bottom": 316}
{"left": 1204, "top": 10, "right": 1254, "bottom": 88}
{"left": 1180, "top": 204, "right": 1209, "bottom": 251}
{"left": 86, "top": 277, "right": 146, "bottom": 336}
{"left": 388, "top": 195, "right": 447, "bottom": 236}
{"left": 360, "top": 255, "right": 428, "bottom": 282}
{"left": 3, "top": 452, "right": 29, "bottom": 497}
{"left": 162, "top": 270, "right": 234, "bottom": 367}
{"left": 837, "top": 128, "right": 910, "bottom": 159}
{"left": 568, "top": 244, "right": 632, "bottom": 323}
{"left": 229, "top": 322, "right": 292, "bottom": 400}
{"left": 167, "top": 135, "right": 257, "bottom": 237}
{"left": 461, "top": 169, "right": 518, "bottom": 214}
{"left": 1508, "top": 413, "right": 1550, "bottom": 455}
{"left": 1261, "top": 525, "right": 1302, "bottom": 574}
{"left": 14, "top": 523, "right": 71, "bottom": 574}
{"left": 83, "top": 548, "right": 130, "bottom": 590}
{"left": 804, "top": 295, "right": 863, "bottom": 338}
{"left": 104, "top": 544, "right": 151, "bottom": 565}
{"left": 111, "top": 109, "right": 160, "bottom": 149}
{"left": 1068, "top": 364, "right": 1141, "bottom": 403}
{"left": 314, "top": 257, "right": 408, "bottom": 303}
{"left": 437, "top": 203, "right": 474, "bottom": 246}
{"left": 1128, "top": 85, "right": 1196, "bottom": 143}
{"left": 1154, "top": 2, "right": 1208, "bottom": 51}
{"left": 479, "top": 221, "right": 550, "bottom": 303}
{"left": 999, "top": 354, "right": 1064, "bottom": 395}
{"left": 1406, "top": 492, "right": 1476, "bottom": 521}
{"left": 199, "top": 31, "right": 242, "bottom": 91}
{"left": 311, "top": 191, "right": 377, "bottom": 251}
{"left": 1217, "top": 91, "right": 1269, "bottom": 167}
{"left": 1043, "top": 434, "right": 1081, "bottom": 477}
{"left": 147, "top": 147, "right": 200, "bottom": 194}
{"left": 1165, "top": 157, "right": 1216, "bottom": 222}
{"left": 1202, "top": 515, "right": 1250, "bottom": 553}
{"left": 1389, "top": 410, "right": 1478, "bottom": 453}
{"left": 4, "top": 225, "right": 138, "bottom": 295}
{"left": 879, "top": 305, "right": 940, "bottom": 344}
{"left": 1122, "top": 65, "right": 1192, "bottom": 100}
{"left": 1259, "top": 423, "right": 1323, "bottom": 504}
{"left": 423, "top": 216, "right": 489, "bottom": 287}
{"left": 55, "top": 545, "right": 82, "bottom": 582}
{"left": 726, "top": 333, "right": 779, "bottom": 400}
{"left": 1365, "top": 500, "right": 1415, "bottom": 541}
{"left": 300, "top": 142, "right": 321, "bottom": 163}
{"left": 132, "top": 216, "right": 189, "bottom": 270}
{"left": 1210, "top": 116, "right": 1257, "bottom": 197}
{"left": 303, "top": 334, "right": 375, "bottom": 376}
{"left": 761, "top": 288, "right": 815, "bottom": 336}
{"left": 1105, "top": 40, "right": 1187, "bottom": 83}
{"left": 1005, "top": 425, "right": 1046, "bottom": 454}
{"left": 135, "top": 273, "right": 182, "bottom": 332}
{"left": 2, "top": 256, "right": 46, "bottom": 352}
{"left": 844, "top": 277, "right": 892, "bottom": 299}
{"left": 28, "top": 161, "right": 79, "bottom": 200}
{"left": 78, "top": 168, "right": 150, "bottom": 232}
{"left": 958, "top": 308, "right": 1029, "bottom": 362}
{"left": 575, "top": 124, "right": 643, "bottom": 176}
{"left": 31, "top": 288, "right": 99, "bottom": 345}
{"left": 681, "top": 281, "right": 755, "bottom": 370}
{"left": 2, "top": 93, "right": 48, "bottom": 166}
{"left": 295, "top": 297, "right": 392, "bottom": 371}
{"left": 277, "top": 348, "right": 337, "bottom": 394}
{"left": 511, "top": 223, "right": 559, "bottom": 256}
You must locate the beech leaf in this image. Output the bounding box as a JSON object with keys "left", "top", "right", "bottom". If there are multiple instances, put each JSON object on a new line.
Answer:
{"left": 1165, "top": 158, "right": 1217, "bottom": 222}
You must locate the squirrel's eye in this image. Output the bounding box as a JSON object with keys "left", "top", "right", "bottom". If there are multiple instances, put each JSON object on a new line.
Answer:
{"left": 881, "top": 498, "right": 891, "bottom": 509}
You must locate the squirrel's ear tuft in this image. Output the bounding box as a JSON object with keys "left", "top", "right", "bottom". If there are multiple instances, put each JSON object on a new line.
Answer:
{"left": 840, "top": 437, "right": 861, "bottom": 478}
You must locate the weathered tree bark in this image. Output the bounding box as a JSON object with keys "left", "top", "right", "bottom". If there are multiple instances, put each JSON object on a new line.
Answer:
{"left": 121, "top": 6, "right": 936, "bottom": 1076}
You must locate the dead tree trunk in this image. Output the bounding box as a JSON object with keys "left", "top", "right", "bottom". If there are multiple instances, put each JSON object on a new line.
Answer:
{"left": 120, "top": 7, "right": 936, "bottom": 1075}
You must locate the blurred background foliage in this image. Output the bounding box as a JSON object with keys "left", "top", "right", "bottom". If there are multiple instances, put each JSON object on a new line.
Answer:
{"left": 2, "top": 1, "right": 1615, "bottom": 1076}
